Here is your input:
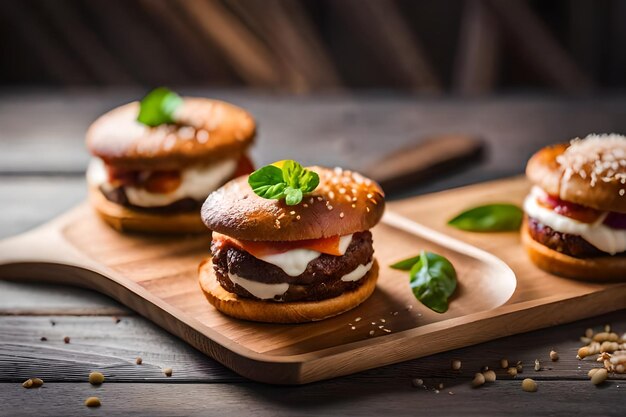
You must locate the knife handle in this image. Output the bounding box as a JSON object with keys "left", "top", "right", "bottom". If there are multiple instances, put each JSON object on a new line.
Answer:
{"left": 364, "top": 134, "right": 484, "bottom": 193}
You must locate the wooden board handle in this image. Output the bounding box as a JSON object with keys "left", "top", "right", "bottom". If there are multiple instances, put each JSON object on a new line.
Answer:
{"left": 364, "top": 134, "right": 484, "bottom": 193}
{"left": 0, "top": 207, "right": 97, "bottom": 280}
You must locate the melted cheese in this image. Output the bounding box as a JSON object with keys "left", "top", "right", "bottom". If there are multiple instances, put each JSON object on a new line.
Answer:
{"left": 340, "top": 261, "right": 373, "bottom": 282}
{"left": 257, "top": 234, "right": 353, "bottom": 276}
{"left": 87, "top": 157, "right": 237, "bottom": 207}
{"left": 524, "top": 186, "right": 626, "bottom": 255}
{"left": 228, "top": 273, "right": 289, "bottom": 300}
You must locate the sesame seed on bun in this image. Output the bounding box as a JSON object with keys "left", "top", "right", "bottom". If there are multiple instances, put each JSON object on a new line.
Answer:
{"left": 526, "top": 134, "right": 626, "bottom": 213}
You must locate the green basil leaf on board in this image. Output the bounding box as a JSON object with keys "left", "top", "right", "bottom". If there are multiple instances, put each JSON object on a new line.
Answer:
{"left": 136, "top": 87, "right": 183, "bottom": 127}
{"left": 409, "top": 251, "right": 457, "bottom": 313}
{"left": 248, "top": 160, "right": 320, "bottom": 205}
{"left": 392, "top": 251, "right": 458, "bottom": 313}
{"left": 447, "top": 203, "right": 523, "bottom": 232}
{"left": 389, "top": 255, "right": 423, "bottom": 271}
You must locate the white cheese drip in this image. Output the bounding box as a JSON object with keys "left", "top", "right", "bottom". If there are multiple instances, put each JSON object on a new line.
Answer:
{"left": 228, "top": 273, "right": 289, "bottom": 300}
{"left": 257, "top": 234, "right": 353, "bottom": 276}
{"left": 524, "top": 186, "right": 626, "bottom": 255}
{"left": 87, "top": 157, "right": 237, "bottom": 207}
{"left": 340, "top": 261, "right": 373, "bottom": 282}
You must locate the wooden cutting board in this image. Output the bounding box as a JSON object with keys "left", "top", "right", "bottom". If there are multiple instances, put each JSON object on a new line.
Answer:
{"left": 0, "top": 177, "right": 624, "bottom": 384}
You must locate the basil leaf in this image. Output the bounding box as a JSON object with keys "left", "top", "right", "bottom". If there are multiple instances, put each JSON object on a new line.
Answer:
{"left": 448, "top": 203, "right": 523, "bottom": 232}
{"left": 300, "top": 169, "right": 320, "bottom": 193}
{"left": 248, "top": 160, "right": 319, "bottom": 205}
{"left": 409, "top": 251, "right": 457, "bottom": 313}
{"left": 284, "top": 187, "right": 303, "bottom": 205}
{"left": 282, "top": 160, "right": 303, "bottom": 188}
{"left": 390, "top": 255, "right": 422, "bottom": 271}
{"left": 248, "top": 165, "right": 286, "bottom": 199}
{"left": 137, "top": 87, "right": 183, "bottom": 127}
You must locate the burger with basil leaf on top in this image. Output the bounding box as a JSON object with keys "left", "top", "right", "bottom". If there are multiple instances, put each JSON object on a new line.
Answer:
{"left": 199, "top": 160, "right": 385, "bottom": 323}
{"left": 86, "top": 88, "right": 255, "bottom": 233}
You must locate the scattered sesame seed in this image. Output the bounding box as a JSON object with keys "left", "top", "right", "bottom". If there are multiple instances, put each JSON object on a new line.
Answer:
{"left": 368, "top": 330, "right": 375, "bottom": 336}
{"left": 278, "top": 213, "right": 286, "bottom": 220}
{"left": 371, "top": 322, "right": 376, "bottom": 325}
{"left": 383, "top": 329, "right": 392, "bottom": 333}
{"left": 355, "top": 317, "right": 362, "bottom": 322}
{"left": 327, "top": 205, "right": 333, "bottom": 210}
{"left": 378, "top": 325, "right": 385, "bottom": 329}
{"left": 412, "top": 378, "right": 424, "bottom": 387}
{"left": 366, "top": 207, "right": 370, "bottom": 212}
{"left": 367, "top": 193, "right": 373, "bottom": 199}
{"left": 296, "top": 215, "right": 301, "bottom": 220}
{"left": 303, "top": 204, "right": 308, "bottom": 208}
{"left": 317, "top": 196, "right": 323, "bottom": 201}
{"left": 340, "top": 212, "right": 344, "bottom": 218}
{"left": 351, "top": 326, "right": 356, "bottom": 330}
{"left": 289, "top": 211, "right": 296, "bottom": 215}
{"left": 392, "top": 311, "right": 399, "bottom": 316}
{"left": 380, "top": 318, "right": 386, "bottom": 323}
{"left": 351, "top": 204, "right": 356, "bottom": 208}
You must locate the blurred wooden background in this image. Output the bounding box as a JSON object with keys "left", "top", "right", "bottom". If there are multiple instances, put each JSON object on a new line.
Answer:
{"left": 1, "top": 0, "right": 625, "bottom": 94}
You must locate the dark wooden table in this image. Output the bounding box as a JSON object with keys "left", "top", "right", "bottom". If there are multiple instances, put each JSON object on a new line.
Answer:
{"left": 1, "top": 90, "right": 625, "bottom": 416}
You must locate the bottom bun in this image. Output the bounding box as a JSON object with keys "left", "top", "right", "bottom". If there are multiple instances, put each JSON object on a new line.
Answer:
{"left": 198, "top": 258, "right": 379, "bottom": 323}
{"left": 89, "top": 187, "right": 206, "bottom": 234}
{"left": 521, "top": 221, "right": 626, "bottom": 282}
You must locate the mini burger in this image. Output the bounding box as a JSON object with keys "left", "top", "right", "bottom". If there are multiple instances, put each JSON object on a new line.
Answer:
{"left": 198, "top": 160, "right": 385, "bottom": 323}
{"left": 86, "top": 88, "right": 255, "bottom": 233}
{"left": 522, "top": 134, "right": 626, "bottom": 281}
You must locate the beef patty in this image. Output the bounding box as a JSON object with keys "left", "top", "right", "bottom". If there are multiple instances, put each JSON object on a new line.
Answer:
{"left": 211, "top": 231, "right": 374, "bottom": 302}
{"left": 527, "top": 216, "right": 624, "bottom": 258}
{"left": 100, "top": 185, "right": 201, "bottom": 213}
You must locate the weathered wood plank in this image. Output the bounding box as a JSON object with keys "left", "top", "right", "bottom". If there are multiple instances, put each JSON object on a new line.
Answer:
{"left": 0, "top": 177, "right": 86, "bottom": 238}
{"left": 1, "top": 312, "right": 624, "bottom": 383}
{"left": 0, "top": 316, "right": 240, "bottom": 382}
{"left": 1, "top": 380, "right": 623, "bottom": 417}
{"left": 0, "top": 281, "right": 128, "bottom": 316}
{"left": 3, "top": 92, "right": 626, "bottom": 174}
